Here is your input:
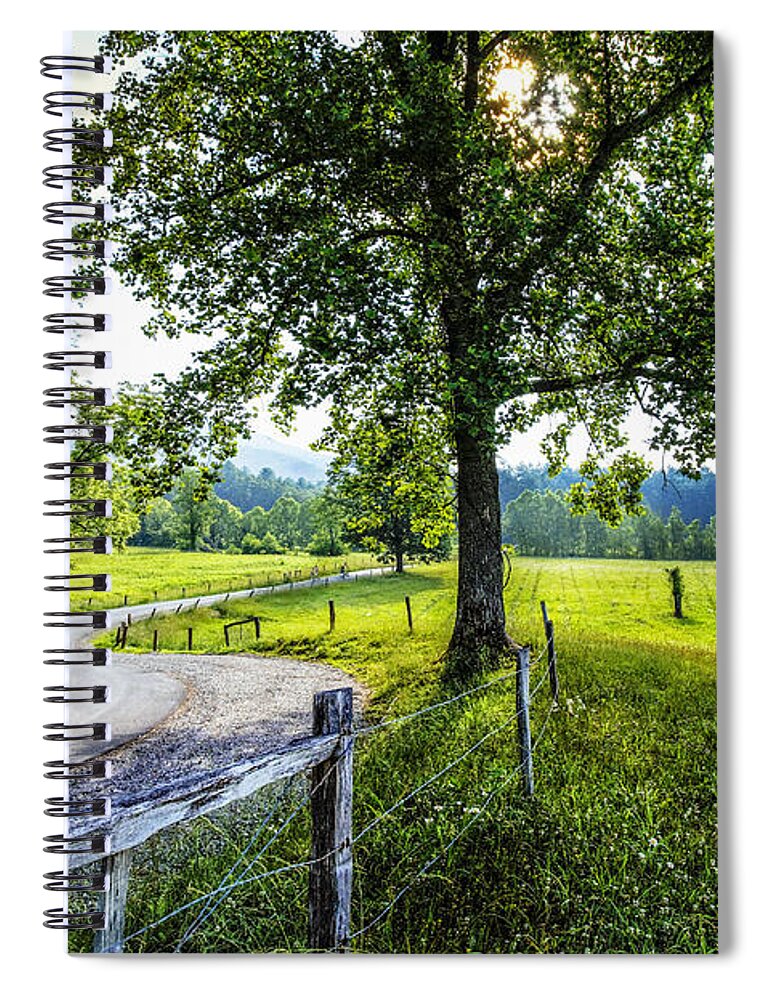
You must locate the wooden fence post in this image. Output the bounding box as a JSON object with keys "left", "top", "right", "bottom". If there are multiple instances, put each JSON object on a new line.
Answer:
{"left": 187, "top": 627, "right": 193, "bottom": 651}
{"left": 309, "top": 688, "right": 354, "bottom": 952}
{"left": 93, "top": 849, "right": 132, "bottom": 953}
{"left": 540, "top": 601, "right": 559, "bottom": 705}
{"left": 404, "top": 595, "right": 413, "bottom": 632}
{"left": 516, "top": 647, "right": 534, "bottom": 796}
{"left": 223, "top": 624, "right": 230, "bottom": 646}
{"left": 254, "top": 616, "right": 261, "bottom": 640}
{"left": 328, "top": 599, "right": 336, "bottom": 631}
{"left": 152, "top": 628, "right": 158, "bottom": 652}
{"left": 120, "top": 624, "right": 128, "bottom": 649}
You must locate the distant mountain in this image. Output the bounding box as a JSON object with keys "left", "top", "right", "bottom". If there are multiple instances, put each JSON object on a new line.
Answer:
{"left": 235, "top": 433, "right": 331, "bottom": 483}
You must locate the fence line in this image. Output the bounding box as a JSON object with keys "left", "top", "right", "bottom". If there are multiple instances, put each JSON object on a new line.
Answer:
{"left": 354, "top": 646, "right": 547, "bottom": 737}
{"left": 162, "top": 704, "right": 533, "bottom": 949}
{"left": 90, "top": 618, "right": 560, "bottom": 952}
{"left": 114, "top": 697, "right": 536, "bottom": 950}
{"left": 106, "top": 558, "right": 394, "bottom": 622}
{"left": 165, "top": 695, "right": 555, "bottom": 950}
{"left": 124, "top": 672, "right": 555, "bottom": 951}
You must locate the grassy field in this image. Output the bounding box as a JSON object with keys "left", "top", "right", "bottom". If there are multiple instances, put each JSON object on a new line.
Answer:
{"left": 70, "top": 547, "right": 383, "bottom": 610}
{"left": 78, "top": 557, "right": 717, "bottom": 954}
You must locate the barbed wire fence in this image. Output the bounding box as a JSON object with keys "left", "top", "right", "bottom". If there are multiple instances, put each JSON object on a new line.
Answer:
{"left": 96, "top": 608, "right": 561, "bottom": 954}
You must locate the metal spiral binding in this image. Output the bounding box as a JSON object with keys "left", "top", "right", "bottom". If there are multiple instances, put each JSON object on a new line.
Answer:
{"left": 42, "top": 52, "right": 112, "bottom": 933}
{"left": 44, "top": 462, "right": 113, "bottom": 481}
{"left": 43, "top": 350, "right": 112, "bottom": 370}
{"left": 43, "top": 312, "right": 110, "bottom": 335}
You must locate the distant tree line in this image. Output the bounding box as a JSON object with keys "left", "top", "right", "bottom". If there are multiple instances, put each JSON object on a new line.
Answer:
{"left": 498, "top": 464, "right": 716, "bottom": 526}
{"left": 129, "top": 460, "right": 715, "bottom": 564}
{"left": 131, "top": 459, "right": 453, "bottom": 568}
{"left": 212, "top": 460, "right": 321, "bottom": 511}
{"left": 132, "top": 469, "right": 342, "bottom": 555}
{"left": 502, "top": 490, "right": 716, "bottom": 560}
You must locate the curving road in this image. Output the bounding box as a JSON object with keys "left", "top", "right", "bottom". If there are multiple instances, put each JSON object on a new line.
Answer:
{"left": 70, "top": 652, "right": 367, "bottom": 799}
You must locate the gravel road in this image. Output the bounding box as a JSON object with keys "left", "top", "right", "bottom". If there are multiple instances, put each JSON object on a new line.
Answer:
{"left": 90, "top": 652, "right": 367, "bottom": 801}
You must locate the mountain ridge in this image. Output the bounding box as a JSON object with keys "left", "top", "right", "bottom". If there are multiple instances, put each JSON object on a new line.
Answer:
{"left": 235, "top": 433, "right": 331, "bottom": 482}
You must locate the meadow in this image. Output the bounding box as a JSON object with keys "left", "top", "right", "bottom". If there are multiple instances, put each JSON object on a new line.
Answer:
{"left": 70, "top": 548, "right": 381, "bottom": 611}
{"left": 76, "top": 557, "right": 717, "bottom": 953}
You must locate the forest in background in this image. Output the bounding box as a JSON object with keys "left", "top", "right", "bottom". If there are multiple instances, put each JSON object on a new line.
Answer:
{"left": 127, "top": 459, "right": 715, "bottom": 562}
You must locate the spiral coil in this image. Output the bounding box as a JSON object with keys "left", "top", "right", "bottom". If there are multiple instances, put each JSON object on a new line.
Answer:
{"left": 42, "top": 51, "right": 112, "bottom": 932}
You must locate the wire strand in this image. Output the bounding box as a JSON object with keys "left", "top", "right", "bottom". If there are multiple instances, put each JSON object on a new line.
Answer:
{"left": 352, "top": 706, "right": 524, "bottom": 844}
{"left": 350, "top": 757, "right": 528, "bottom": 941}
{"left": 354, "top": 658, "right": 535, "bottom": 737}
{"left": 174, "top": 781, "right": 293, "bottom": 950}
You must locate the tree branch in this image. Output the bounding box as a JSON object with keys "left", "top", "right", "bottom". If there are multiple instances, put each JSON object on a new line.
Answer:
{"left": 210, "top": 156, "right": 336, "bottom": 201}
{"left": 464, "top": 31, "right": 481, "bottom": 114}
{"left": 525, "top": 366, "right": 650, "bottom": 396}
{"left": 479, "top": 31, "right": 510, "bottom": 62}
{"left": 524, "top": 361, "right": 704, "bottom": 397}
{"left": 487, "top": 55, "right": 713, "bottom": 312}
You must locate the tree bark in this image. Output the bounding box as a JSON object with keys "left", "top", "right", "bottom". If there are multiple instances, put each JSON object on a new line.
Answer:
{"left": 447, "top": 420, "right": 514, "bottom": 675}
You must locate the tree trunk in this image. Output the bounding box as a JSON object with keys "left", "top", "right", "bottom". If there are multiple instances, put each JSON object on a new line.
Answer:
{"left": 447, "top": 423, "right": 514, "bottom": 676}
{"left": 395, "top": 548, "right": 405, "bottom": 573}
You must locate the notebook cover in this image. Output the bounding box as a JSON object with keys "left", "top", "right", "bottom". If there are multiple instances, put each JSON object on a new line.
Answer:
{"left": 52, "top": 29, "right": 716, "bottom": 955}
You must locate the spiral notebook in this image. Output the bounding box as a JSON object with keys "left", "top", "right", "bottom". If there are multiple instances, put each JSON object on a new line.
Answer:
{"left": 43, "top": 30, "right": 717, "bottom": 954}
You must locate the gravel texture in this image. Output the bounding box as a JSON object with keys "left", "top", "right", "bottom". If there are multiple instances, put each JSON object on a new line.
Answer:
{"left": 97, "top": 652, "right": 367, "bottom": 802}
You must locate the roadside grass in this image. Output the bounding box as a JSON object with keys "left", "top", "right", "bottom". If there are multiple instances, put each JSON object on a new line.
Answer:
{"left": 70, "top": 547, "right": 382, "bottom": 611}
{"left": 77, "top": 558, "right": 716, "bottom": 953}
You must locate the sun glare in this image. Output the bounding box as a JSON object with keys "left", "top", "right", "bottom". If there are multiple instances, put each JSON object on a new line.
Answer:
{"left": 490, "top": 58, "right": 575, "bottom": 151}
{"left": 490, "top": 60, "right": 537, "bottom": 111}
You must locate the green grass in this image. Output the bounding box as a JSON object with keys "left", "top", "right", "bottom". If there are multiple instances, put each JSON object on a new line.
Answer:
{"left": 70, "top": 547, "right": 383, "bottom": 611}
{"left": 75, "top": 557, "right": 717, "bottom": 954}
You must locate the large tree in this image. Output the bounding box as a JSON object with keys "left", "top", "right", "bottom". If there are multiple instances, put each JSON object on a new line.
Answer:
{"left": 98, "top": 30, "right": 714, "bottom": 672}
